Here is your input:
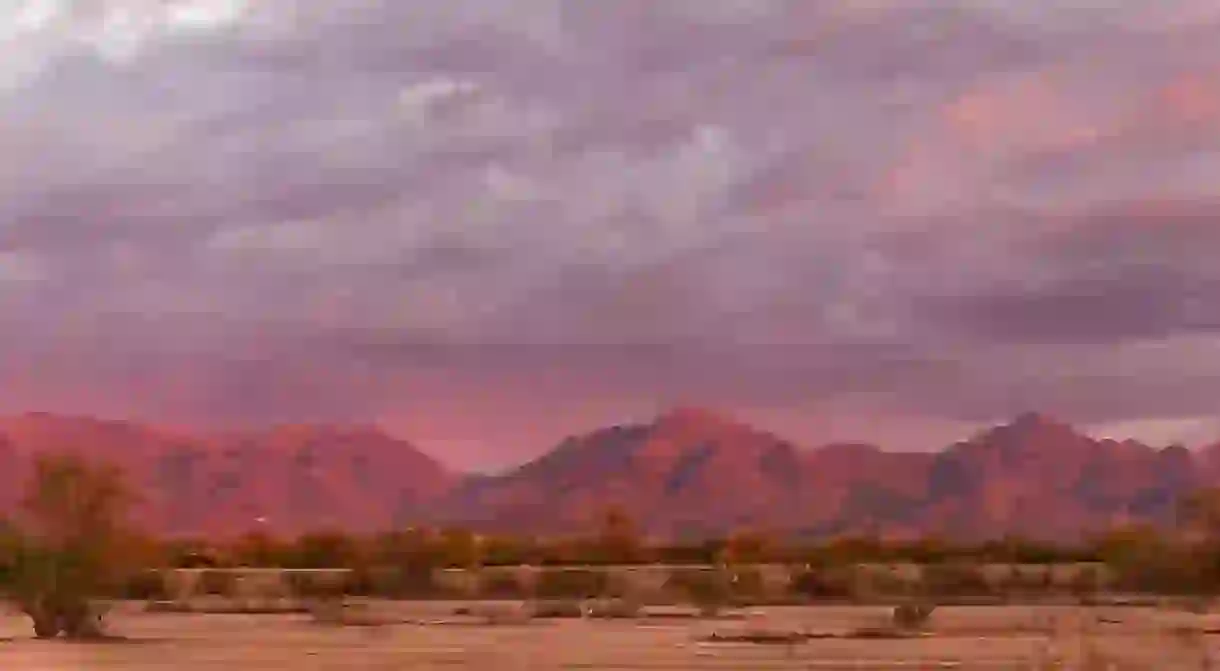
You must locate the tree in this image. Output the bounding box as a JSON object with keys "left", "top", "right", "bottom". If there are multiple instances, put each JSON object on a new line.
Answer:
{"left": 435, "top": 528, "right": 483, "bottom": 569}
{"left": 589, "top": 506, "right": 644, "bottom": 564}
{"left": 666, "top": 568, "right": 733, "bottom": 616}
{"left": 1178, "top": 488, "right": 1220, "bottom": 542}
{"left": 480, "top": 534, "right": 539, "bottom": 566}
{"left": 1176, "top": 488, "right": 1220, "bottom": 591}
{"left": 287, "top": 530, "right": 361, "bottom": 569}
{"left": 230, "top": 529, "right": 287, "bottom": 567}
{"left": 722, "top": 529, "right": 773, "bottom": 565}
{"left": 370, "top": 528, "right": 438, "bottom": 597}
{"left": 6, "top": 454, "right": 142, "bottom": 639}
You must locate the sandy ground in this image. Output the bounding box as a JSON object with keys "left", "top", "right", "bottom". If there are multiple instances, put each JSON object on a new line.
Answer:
{"left": 0, "top": 602, "right": 1217, "bottom": 670}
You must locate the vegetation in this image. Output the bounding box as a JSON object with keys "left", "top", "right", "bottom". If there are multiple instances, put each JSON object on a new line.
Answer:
{"left": 665, "top": 568, "right": 733, "bottom": 615}
{"left": 8, "top": 463, "right": 1220, "bottom": 621}
{"left": 891, "top": 602, "right": 936, "bottom": 631}
{"left": 0, "top": 454, "right": 148, "bottom": 638}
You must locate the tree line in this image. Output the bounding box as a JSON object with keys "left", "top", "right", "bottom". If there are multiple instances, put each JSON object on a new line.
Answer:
{"left": 6, "top": 454, "right": 1220, "bottom": 638}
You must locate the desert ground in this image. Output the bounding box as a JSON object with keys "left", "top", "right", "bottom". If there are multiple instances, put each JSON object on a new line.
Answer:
{"left": 0, "top": 602, "right": 1217, "bottom": 670}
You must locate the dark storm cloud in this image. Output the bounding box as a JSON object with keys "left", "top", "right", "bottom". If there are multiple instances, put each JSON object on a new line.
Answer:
{"left": 909, "top": 199, "right": 1220, "bottom": 346}
{"left": 920, "top": 264, "right": 1220, "bottom": 345}
{"left": 7, "top": 0, "right": 1220, "bottom": 455}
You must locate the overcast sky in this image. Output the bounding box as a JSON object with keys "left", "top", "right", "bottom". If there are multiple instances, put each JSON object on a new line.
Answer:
{"left": 4, "top": 1, "right": 1220, "bottom": 471}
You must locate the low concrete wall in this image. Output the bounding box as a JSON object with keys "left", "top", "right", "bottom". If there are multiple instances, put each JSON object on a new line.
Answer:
{"left": 159, "top": 562, "right": 1115, "bottom": 602}
{"left": 162, "top": 568, "right": 350, "bottom": 604}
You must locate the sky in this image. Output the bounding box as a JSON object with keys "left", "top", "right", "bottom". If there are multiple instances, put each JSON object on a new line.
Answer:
{"left": 4, "top": 1, "right": 1220, "bottom": 471}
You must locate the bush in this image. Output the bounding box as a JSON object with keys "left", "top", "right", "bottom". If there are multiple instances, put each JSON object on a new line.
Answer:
{"left": 1110, "top": 553, "right": 1209, "bottom": 595}
{"left": 346, "top": 566, "right": 377, "bottom": 597}
{"left": 664, "top": 569, "right": 732, "bottom": 614}
{"left": 6, "top": 455, "right": 144, "bottom": 639}
{"left": 892, "top": 602, "right": 936, "bottom": 631}
{"left": 727, "top": 567, "right": 766, "bottom": 602}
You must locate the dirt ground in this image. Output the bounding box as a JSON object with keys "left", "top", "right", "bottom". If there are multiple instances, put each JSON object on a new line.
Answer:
{"left": 0, "top": 602, "right": 1217, "bottom": 670}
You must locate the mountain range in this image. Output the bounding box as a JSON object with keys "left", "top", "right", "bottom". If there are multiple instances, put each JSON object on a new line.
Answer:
{"left": 0, "top": 409, "right": 1214, "bottom": 541}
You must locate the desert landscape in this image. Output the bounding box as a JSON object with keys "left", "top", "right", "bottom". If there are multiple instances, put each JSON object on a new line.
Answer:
{"left": 8, "top": 2, "right": 1220, "bottom": 669}
{"left": 1, "top": 601, "right": 1218, "bottom": 670}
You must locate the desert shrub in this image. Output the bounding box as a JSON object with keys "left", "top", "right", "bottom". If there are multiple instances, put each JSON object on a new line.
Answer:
{"left": 345, "top": 566, "right": 377, "bottom": 597}
{"left": 727, "top": 567, "right": 766, "bottom": 602}
{"left": 285, "top": 532, "right": 360, "bottom": 569}
{"left": 665, "top": 569, "right": 732, "bottom": 615}
{"left": 357, "top": 567, "right": 399, "bottom": 598}
{"left": 1109, "top": 547, "right": 1213, "bottom": 595}
{"left": 534, "top": 569, "right": 607, "bottom": 600}
{"left": 891, "top": 602, "right": 936, "bottom": 631}
{"left": 5, "top": 455, "right": 146, "bottom": 639}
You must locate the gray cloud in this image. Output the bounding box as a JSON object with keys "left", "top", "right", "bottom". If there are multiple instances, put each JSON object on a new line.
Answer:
{"left": 6, "top": 1, "right": 1220, "bottom": 463}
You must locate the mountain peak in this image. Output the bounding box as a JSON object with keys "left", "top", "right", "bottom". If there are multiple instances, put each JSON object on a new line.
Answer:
{"left": 961, "top": 411, "right": 1092, "bottom": 460}
{"left": 995, "top": 411, "right": 1081, "bottom": 440}
{"left": 1009, "top": 411, "right": 1063, "bottom": 430}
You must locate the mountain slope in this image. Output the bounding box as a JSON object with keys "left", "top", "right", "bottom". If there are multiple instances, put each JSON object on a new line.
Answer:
{"left": 917, "top": 413, "right": 1202, "bottom": 540}
{"left": 433, "top": 406, "right": 940, "bottom": 539}
{"left": 0, "top": 413, "right": 454, "bottom": 537}
{"left": 437, "top": 410, "right": 1213, "bottom": 541}
{"left": 0, "top": 410, "right": 1216, "bottom": 541}
{"left": 432, "top": 406, "right": 821, "bottom": 537}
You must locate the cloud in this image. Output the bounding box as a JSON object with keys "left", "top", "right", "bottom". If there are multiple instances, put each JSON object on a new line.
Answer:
{"left": 6, "top": 0, "right": 1220, "bottom": 462}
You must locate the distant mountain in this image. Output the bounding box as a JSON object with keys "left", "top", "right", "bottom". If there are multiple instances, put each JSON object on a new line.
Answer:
{"left": 915, "top": 412, "right": 1203, "bottom": 541}
{"left": 433, "top": 409, "right": 1211, "bottom": 542}
{"left": 0, "top": 413, "right": 453, "bottom": 537}
{"left": 430, "top": 406, "right": 820, "bottom": 538}
{"left": 0, "top": 410, "right": 1214, "bottom": 541}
